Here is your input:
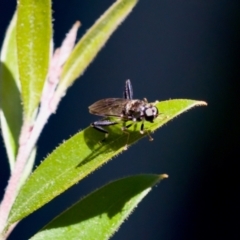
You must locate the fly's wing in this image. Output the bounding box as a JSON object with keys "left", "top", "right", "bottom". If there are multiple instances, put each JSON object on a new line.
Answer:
{"left": 89, "top": 98, "right": 128, "bottom": 117}
{"left": 124, "top": 79, "right": 133, "bottom": 100}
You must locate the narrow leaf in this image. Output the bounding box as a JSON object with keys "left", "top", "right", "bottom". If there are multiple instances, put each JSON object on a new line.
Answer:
{"left": 30, "top": 174, "right": 168, "bottom": 240}
{"left": 0, "top": 12, "right": 22, "bottom": 170}
{"left": 56, "top": 0, "right": 138, "bottom": 97}
{"left": 7, "top": 99, "right": 206, "bottom": 225}
{"left": 16, "top": 0, "right": 52, "bottom": 120}
{"left": 0, "top": 12, "right": 36, "bottom": 183}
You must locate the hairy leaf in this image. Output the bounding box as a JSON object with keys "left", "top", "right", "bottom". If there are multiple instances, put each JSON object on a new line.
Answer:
{"left": 16, "top": 0, "right": 52, "bottom": 120}
{"left": 30, "top": 174, "right": 168, "bottom": 240}
{"left": 0, "top": 12, "right": 21, "bottom": 170}
{"left": 7, "top": 99, "right": 206, "bottom": 226}
{"left": 56, "top": 0, "right": 138, "bottom": 98}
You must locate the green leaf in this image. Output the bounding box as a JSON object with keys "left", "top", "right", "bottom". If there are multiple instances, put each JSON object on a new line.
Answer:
{"left": 0, "top": 12, "right": 22, "bottom": 170}
{"left": 0, "top": 12, "right": 37, "bottom": 187}
{"left": 16, "top": 0, "right": 52, "bottom": 120}
{"left": 30, "top": 174, "right": 168, "bottom": 240}
{"left": 56, "top": 0, "right": 138, "bottom": 97}
{"left": 7, "top": 99, "right": 206, "bottom": 226}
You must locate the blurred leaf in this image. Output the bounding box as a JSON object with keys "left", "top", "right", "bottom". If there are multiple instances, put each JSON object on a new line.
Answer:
{"left": 0, "top": 12, "right": 22, "bottom": 170}
{"left": 0, "top": 11, "right": 37, "bottom": 192}
{"left": 56, "top": 0, "right": 138, "bottom": 97}
{"left": 7, "top": 99, "right": 206, "bottom": 226}
{"left": 30, "top": 174, "right": 167, "bottom": 240}
{"left": 16, "top": 0, "right": 52, "bottom": 120}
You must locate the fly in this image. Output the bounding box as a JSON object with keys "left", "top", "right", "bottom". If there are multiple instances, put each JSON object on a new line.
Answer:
{"left": 89, "top": 80, "right": 159, "bottom": 148}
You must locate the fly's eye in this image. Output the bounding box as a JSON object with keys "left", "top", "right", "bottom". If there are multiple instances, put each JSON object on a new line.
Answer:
{"left": 144, "top": 108, "right": 154, "bottom": 122}
{"left": 152, "top": 106, "right": 158, "bottom": 116}
{"left": 145, "top": 108, "right": 153, "bottom": 117}
{"left": 144, "top": 106, "right": 158, "bottom": 122}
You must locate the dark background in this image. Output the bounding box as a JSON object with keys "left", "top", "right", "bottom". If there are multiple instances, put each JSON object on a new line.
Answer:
{"left": 0, "top": 0, "right": 239, "bottom": 239}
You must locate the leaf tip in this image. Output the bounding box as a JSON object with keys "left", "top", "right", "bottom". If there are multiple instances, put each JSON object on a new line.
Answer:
{"left": 196, "top": 101, "right": 208, "bottom": 106}
{"left": 159, "top": 174, "right": 169, "bottom": 180}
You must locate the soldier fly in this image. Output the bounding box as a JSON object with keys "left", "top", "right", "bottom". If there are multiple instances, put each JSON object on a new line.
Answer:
{"left": 89, "top": 80, "right": 159, "bottom": 147}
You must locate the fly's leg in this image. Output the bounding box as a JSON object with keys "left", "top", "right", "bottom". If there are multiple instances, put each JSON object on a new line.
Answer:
{"left": 140, "top": 121, "right": 154, "bottom": 141}
{"left": 91, "top": 120, "right": 118, "bottom": 143}
{"left": 121, "top": 122, "right": 133, "bottom": 150}
{"left": 140, "top": 121, "right": 144, "bottom": 134}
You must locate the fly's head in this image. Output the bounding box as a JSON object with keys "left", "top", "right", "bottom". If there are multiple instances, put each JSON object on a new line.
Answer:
{"left": 144, "top": 105, "right": 159, "bottom": 123}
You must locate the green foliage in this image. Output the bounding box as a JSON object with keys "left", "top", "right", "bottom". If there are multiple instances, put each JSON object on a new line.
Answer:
{"left": 0, "top": 0, "right": 207, "bottom": 239}
{"left": 0, "top": 12, "right": 21, "bottom": 169}
{"left": 57, "top": 0, "right": 138, "bottom": 98}
{"left": 30, "top": 174, "right": 167, "bottom": 240}
{"left": 7, "top": 99, "right": 206, "bottom": 226}
{"left": 0, "top": 11, "right": 36, "bottom": 186}
{"left": 16, "top": 0, "right": 52, "bottom": 120}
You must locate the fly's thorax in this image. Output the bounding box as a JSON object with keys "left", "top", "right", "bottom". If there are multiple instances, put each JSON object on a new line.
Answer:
{"left": 122, "top": 100, "right": 149, "bottom": 121}
{"left": 124, "top": 100, "right": 144, "bottom": 114}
